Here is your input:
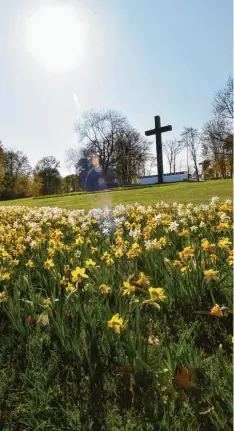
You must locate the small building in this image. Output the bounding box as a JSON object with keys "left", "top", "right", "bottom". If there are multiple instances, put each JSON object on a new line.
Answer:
{"left": 138, "top": 172, "right": 188, "bottom": 185}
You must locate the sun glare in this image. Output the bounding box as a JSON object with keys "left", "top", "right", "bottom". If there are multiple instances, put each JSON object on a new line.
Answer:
{"left": 27, "top": 4, "right": 87, "bottom": 73}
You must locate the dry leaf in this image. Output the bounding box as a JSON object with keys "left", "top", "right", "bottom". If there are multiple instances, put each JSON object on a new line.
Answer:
{"left": 175, "top": 366, "right": 195, "bottom": 389}
{"left": 115, "top": 365, "right": 136, "bottom": 374}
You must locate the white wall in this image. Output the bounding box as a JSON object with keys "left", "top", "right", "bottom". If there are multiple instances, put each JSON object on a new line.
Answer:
{"left": 138, "top": 172, "right": 188, "bottom": 185}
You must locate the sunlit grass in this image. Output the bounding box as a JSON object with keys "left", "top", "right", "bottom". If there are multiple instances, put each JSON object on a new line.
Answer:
{"left": 0, "top": 179, "right": 232, "bottom": 210}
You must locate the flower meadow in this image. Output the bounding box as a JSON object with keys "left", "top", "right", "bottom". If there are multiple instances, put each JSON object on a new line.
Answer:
{"left": 0, "top": 198, "right": 233, "bottom": 431}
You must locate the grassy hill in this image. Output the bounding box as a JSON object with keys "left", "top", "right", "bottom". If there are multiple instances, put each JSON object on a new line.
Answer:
{"left": 0, "top": 179, "right": 232, "bottom": 210}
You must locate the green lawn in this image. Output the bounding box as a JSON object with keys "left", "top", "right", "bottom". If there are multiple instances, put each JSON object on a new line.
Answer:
{"left": 0, "top": 179, "right": 232, "bottom": 210}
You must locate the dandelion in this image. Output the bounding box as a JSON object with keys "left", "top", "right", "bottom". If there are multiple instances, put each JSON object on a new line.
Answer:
{"left": 107, "top": 313, "right": 124, "bottom": 333}
{"left": 203, "top": 269, "right": 219, "bottom": 281}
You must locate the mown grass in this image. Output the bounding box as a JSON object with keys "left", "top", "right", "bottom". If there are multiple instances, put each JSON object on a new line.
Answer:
{"left": 0, "top": 179, "right": 232, "bottom": 210}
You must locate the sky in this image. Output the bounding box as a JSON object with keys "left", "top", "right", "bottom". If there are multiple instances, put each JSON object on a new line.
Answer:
{"left": 0, "top": 0, "right": 233, "bottom": 176}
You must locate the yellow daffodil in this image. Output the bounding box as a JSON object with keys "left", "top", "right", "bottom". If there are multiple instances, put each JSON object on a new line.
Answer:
{"left": 173, "top": 260, "right": 182, "bottom": 267}
{"left": 99, "top": 284, "right": 110, "bottom": 294}
{"left": 65, "top": 283, "right": 76, "bottom": 294}
{"left": 210, "top": 254, "right": 217, "bottom": 263}
{"left": 44, "top": 259, "right": 54, "bottom": 270}
{"left": 43, "top": 298, "right": 52, "bottom": 306}
{"left": 155, "top": 237, "right": 167, "bottom": 249}
{"left": 127, "top": 242, "right": 141, "bottom": 258}
{"left": 107, "top": 313, "right": 124, "bottom": 333}
{"left": 179, "top": 230, "right": 189, "bottom": 237}
{"left": 101, "top": 252, "right": 114, "bottom": 265}
{"left": 216, "top": 223, "right": 230, "bottom": 232}
{"left": 85, "top": 258, "right": 96, "bottom": 268}
{"left": 148, "top": 287, "right": 166, "bottom": 302}
{"left": 136, "top": 272, "right": 150, "bottom": 286}
{"left": 64, "top": 265, "right": 70, "bottom": 273}
{"left": 75, "top": 236, "right": 84, "bottom": 245}
{"left": 218, "top": 237, "right": 232, "bottom": 249}
{"left": 91, "top": 246, "right": 98, "bottom": 254}
{"left": 121, "top": 281, "right": 136, "bottom": 295}
{"left": 71, "top": 267, "right": 89, "bottom": 283}
{"left": 0, "top": 291, "right": 8, "bottom": 302}
{"left": 203, "top": 269, "right": 219, "bottom": 281}
{"left": 210, "top": 304, "right": 231, "bottom": 317}
{"left": 60, "top": 276, "right": 68, "bottom": 286}
{"left": 114, "top": 247, "right": 123, "bottom": 258}
{"left": 25, "top": 260, "right": 34, "bottom": 268}
{"left": 201, "top": 239, "right": 214, "bottom": 252}
{"left": 179, "top": 246, "right": 194, "bottom": 258}
{"left": 2, "top": 272, "right": 10, "bottom": 280}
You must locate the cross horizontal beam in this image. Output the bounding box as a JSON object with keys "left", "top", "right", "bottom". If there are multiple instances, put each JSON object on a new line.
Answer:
{"left": 160, "top": 125, "right": 172, "bottom": 133}
{"left": 145, "top": 125, "right": 172, "bottom": 136}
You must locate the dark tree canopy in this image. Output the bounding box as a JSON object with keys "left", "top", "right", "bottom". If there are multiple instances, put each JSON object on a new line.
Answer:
{"left": 35, "top": 156, "right": 61, "bottom": 195}
{"left": 2, "top": 149, "right": 31, "bottom": 196}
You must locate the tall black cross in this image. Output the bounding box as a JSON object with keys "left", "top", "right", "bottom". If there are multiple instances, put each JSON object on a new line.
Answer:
{"left": 145, "top": 116, "right": 172, "bottom": 184}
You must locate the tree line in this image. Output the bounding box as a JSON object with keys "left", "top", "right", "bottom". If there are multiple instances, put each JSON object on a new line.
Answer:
{"left": 0, "top": 77, "right": 232, "bottom": 200}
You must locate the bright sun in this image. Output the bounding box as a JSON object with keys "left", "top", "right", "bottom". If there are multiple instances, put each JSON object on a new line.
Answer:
{"left": 27, "top": 4, "right": 87, "bottom": 73}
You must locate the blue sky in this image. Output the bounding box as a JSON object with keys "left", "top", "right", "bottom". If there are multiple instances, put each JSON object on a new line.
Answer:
{"left": 0, "top": 0, "right": 232, "bottom": 175}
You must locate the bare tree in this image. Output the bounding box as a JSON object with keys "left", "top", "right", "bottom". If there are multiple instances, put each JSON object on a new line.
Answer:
{"left": 202, "top": 117, "right": 233, "bottom": 178}
{"left": 145, "top": 155, "right": 157, "bottom": 176}
{"left": 180, "top": 127, "right": 201, "bottom": 181}
{"left": 72, "top": 109, "right": 150, "bottom": 184}
{"left": 74, "top": 109, "right": 129, "bottom": 179}
{"left": 212, "top": 76, "right": 233, "bottom": 120}
{"left": 164, "top": 139, "right": 183, "bottom": 173}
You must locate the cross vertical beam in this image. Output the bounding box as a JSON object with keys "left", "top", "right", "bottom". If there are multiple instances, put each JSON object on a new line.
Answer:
{"left": 145, "top": 115, "right": 172, "bottom": 184}
{"left": 155, "top": 116, "right": 163, "bottom": 184}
